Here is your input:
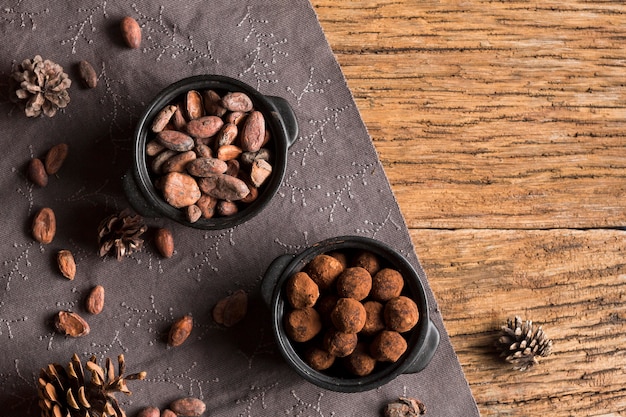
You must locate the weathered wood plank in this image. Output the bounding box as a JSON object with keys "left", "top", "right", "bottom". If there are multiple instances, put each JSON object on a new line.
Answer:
{"left": 410, "top": 228, "right": 626, "bottom": 416}
{"left": 312, "top": 0, "right": 626, "bottom": 229}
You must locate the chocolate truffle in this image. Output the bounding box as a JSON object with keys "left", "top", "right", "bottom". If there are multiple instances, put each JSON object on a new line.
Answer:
{"left": 330, "top": 297, "right": 366, "bottom": 333}
{"left": 327, "top": 251, "right": 349, "bottom": 269}
{"left": 304, "top": 346, "right": 336, "bottom": 371}
{"left": 370, "top": 330, "right": 407, "bottom": 362}
{"left": 351, "top": 250, "right": 381, "bottom": 276}
{"left": 384, "top": 296, "right": 419, "bottom": 333}
{"left": 323, "top": 328, "right": 358, "bottom": 357}
{"left": 371, "top": 268, "right": 404, "bottom": 301}
{"left": 306, "top": 254, "right": 345, "bottom": 290}
{"left": 286, "top": 271, "right": 320, "bottom": 309}
{"left": 336, "top": 267, "right": 372, "bottom": 301}
{"left": 344, "top": 342, "right": 377, "bottom": 376}
{"left": 285, "top": 307, "right": 322, "bottom": 343}
{"left": 361, "top": 300, "right": 385, "bottom": 336}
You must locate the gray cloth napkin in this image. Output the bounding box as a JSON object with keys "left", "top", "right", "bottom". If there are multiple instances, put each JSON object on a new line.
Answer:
{"left": 0, "top": 1, "right": 479, "bottom": 416}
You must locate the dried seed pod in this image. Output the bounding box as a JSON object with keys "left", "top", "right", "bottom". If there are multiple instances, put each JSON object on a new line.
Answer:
{"left": 168, "top": 315, "right": 193, "bottom": 347}
{"left": 57, "top": 250, "right": 76, "bottom": 280}
{"left": 86, "top": 285, "right": 105, "bottom": 315}
{"left": 54, "top": 311, "right": 90, "bottom": 337}
{"left": 28, "top": 157, "right": 48, "bottom": 187}
{"left": 32, "top": 207, "right": 56, "bottom": 244}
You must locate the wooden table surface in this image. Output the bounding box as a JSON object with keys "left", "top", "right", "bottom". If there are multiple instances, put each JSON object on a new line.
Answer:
{"left": 311, "top": 1, "right": 626, "bottom": 415}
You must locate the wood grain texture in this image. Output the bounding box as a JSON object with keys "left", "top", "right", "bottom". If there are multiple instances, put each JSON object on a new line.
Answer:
{"left": 311, "top": 1, "right": 626, "bottom": 415}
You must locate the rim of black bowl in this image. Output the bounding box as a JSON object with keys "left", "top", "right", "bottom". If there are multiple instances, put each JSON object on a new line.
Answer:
{"left": 132, "top": 74, "right": 290, "bottom": 229}
{"left": 271, "top": 235, "right": 430, "bottom": 392}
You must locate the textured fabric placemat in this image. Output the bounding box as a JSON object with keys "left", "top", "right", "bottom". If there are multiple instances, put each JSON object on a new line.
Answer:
{"left": 0, "top": 1, "right": 479, "bottom": 416}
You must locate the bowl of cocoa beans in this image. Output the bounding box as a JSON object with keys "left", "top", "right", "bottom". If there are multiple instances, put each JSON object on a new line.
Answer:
{"left": 124, "top": 74, "right": 298, "bottom": 229}
{"left": 261, "top": 235, "right": 440, "bottom": 392}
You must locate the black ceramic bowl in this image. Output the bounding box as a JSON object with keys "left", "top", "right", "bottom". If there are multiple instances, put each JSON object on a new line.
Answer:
{"left": 261, "top": 235, "right": 440, "bottom": 392}
{"left": 123, "top": 74, "right": 298, "bottom": 229}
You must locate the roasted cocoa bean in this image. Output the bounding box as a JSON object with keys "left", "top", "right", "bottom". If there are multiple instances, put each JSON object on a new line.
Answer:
{"left": 186, "top": 157, "right": 228, "bottom": 177}
{"left": 32, "top": 207, "right": 56, "bottom": 244}
{"left": 78, "top": 60, "right": 98, "bottom": 88}
{"left": 221, "top": 91, "right": 253, "bottom": 112}
{"left": 186, "top": 115, "right": 224, "bottom": 138}
{"left": 120, "top": 16, "right": 141, "bottom": 49}
{"left": 240, "top": 110, "right": 265, "bottom": 152}
{"left": 57, "top": 250, "right": 76, "bottom": 280}
{"left": 154, "top": 227, "right": 174, "bottom": 258}
{"left": 216, "top": 144, "right": 243, "bottom": 161}
{"left": 54, "top": 311, "right": 90, "bottom": 337}
{"left": 216, "top": 123, "right": 238, "bottom": 146}
{"left": 169, "top": 397, "right": 206, "bottom": 417}
{"left": 45, "top": 143, "right": 69, "bottom": 175}
{"left": 203, "top": 89, "right": 227, "bottom": 117}
{"left": 197, "top": 174, "right": 250, "bottom": 201}
{"left": 186, "top": 90, "right": 204, "bottom": 120}
{"left": 196, "top": 194, "right": 217, "bottom": 219}
{"left": 162, "top": 150, "right": 197, "bottom": 174}
{"left": 161, "top": 172, "right": 201, "bottom": 208}
{"left": 151, "top": 105, "right": 178, "bottom": 133}
{"left": 168, "top": 315, "right": 193, "bottom": 347}
{"left": 28, "top": 158, "right": 48, "bottom": 187}
{"left": 86, "top": 285, "right": 105, "bottom": 315}
{"left": 157, "top": 130, "right": 194, "bottom": 152}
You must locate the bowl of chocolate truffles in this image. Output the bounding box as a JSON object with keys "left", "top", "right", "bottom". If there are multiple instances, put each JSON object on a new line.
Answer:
{"left": 123, "top": 74, "right": 298, "bottom": 229}
{"left": 261, "top": 235, "right": 440, "bottom": 392}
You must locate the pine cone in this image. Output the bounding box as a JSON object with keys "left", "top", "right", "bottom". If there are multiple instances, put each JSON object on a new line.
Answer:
{"left": 37, "top": 353, "right": 146, "bottom": 417}
{"left": 97, "top": 209, "right": 147, "bottom": 261}
{"left": 495, "top": 316, "right": 553, "bottom": 371}
{"left": 11, "top": 55, "right": 71, "bottom": 117}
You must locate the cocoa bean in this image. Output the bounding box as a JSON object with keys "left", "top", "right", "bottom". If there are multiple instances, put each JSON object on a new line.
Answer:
{"left": 151, "top": 149, "right": 178, "bottom": 174}
{"left": 250, "top": 158, "right": 273, "bottom": 187}
{"left": 154, "top": 228, "right": 174, "bottom": 258}
{"left": 197, "top": 174, "right": 250, "bottom": 201}
{"left": 186, "top": 90, "right": 204, "bottom": 120}
{"left": 216, "top": 123, "right": 238, "bottom": 146}
{"left": 157, "top": 130, "right": 194, "bottom": 152}
{"left": 241, "top": 148, "right": 271, "bottom": 165}
{"left": 162, "top": 150, "right": 197, "bottom": 174}
{"left": 57, "top": 250, "right": 76, "bottom": 280}
{"left": 202, "top": 89, "right": 226, "bottom": 117}
{"left": 186, "top": 115, "right": 224, "bottom": 138}
{"left": 186, "top": 204, "right": 202, "bottom": 223}
{"left": 137, "top": 406, "right": 160, "bottom": 417}
{"left": 196, "top": 194, "right": 217, "bottom": 219}
{"left": 78, "top": 60, "right": 98, "bottom": 88}
{"left": 224, "top": 159, "right": 240, "bottom": 177}
{"left": 186, "top": 157, "right": 228, "bottom": 177}
{"left": 217, "top": 200, "right": 238, "bottom": 217}
{"left": 146, "top": 140, "right": 166, "bottom": 156}
{"left": 194, "top": 143, "right": 213, "bottom": 158}
{"left": 28, "top": 158, "right": 48, "bottom": 187}
{"left": 120, "top": 16, "right": 141, "bottom": 49}
{"left": 32, "top": 207, "right": 56, "bottom": 244}
{"left": 44, "top": 143, "right": 69, "bottom": 175}
{"left": 86, "top": 285, "right": 105, "bottom": 315}
{"left": 161, "top": 172, "right": 201, "bottom": 208}
{"left": 216, "top": 144, "right": 243, "bottom": 161}
{"left": 212, "top": 290, "right": 248, "bottom": 327}
{"left": 168, "top": 315, "right": 193, "bottom": 347}
{"left": 225, "top": 110, "right": 247, "bottom": 125}
{"left": 54, "top": 311, "right": 90, "bottom": 337}
{"left": 170, "top": 397, "right": 206, "bottom": 417}
{"left": 221, "top": 91, "right": 253, "bottom": 112}
{"left": 151, "top": 105, "right": 178, "bottom": 133}
{"left": 161, "top": 410, "right": 176, "bottom": 417}
{"left": 240, "top": 111, "right": 265, "bottom": 152}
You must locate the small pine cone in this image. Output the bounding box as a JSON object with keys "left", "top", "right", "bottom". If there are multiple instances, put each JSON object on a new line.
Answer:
{"left": 495, "top": 316, "right": 553, "bottom": 371}
{"left": 97, "top": 209, "right": 147, "bottom": 261}
{"left": 37, "top": 353, "right": 146, "bottom": 417}
{"left": 11, "top": 55, "right": 71, "bottom": 117}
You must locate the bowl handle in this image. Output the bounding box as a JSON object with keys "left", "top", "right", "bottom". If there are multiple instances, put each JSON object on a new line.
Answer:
{"left": 260, "top": 254, "right": 294, "bottom": 307}
{"left": 122, "top": 170, "right": 162, "bottom": 218}
{"left": 266, "top": 96, "right": 299, "bottom": 148}
{"left": 404, "top": 319, "right": 440, "bottom": 374}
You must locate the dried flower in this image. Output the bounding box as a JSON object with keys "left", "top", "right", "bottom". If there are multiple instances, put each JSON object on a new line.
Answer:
{"left": 11, "top": 55, "right": 71, "bottom": 117}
